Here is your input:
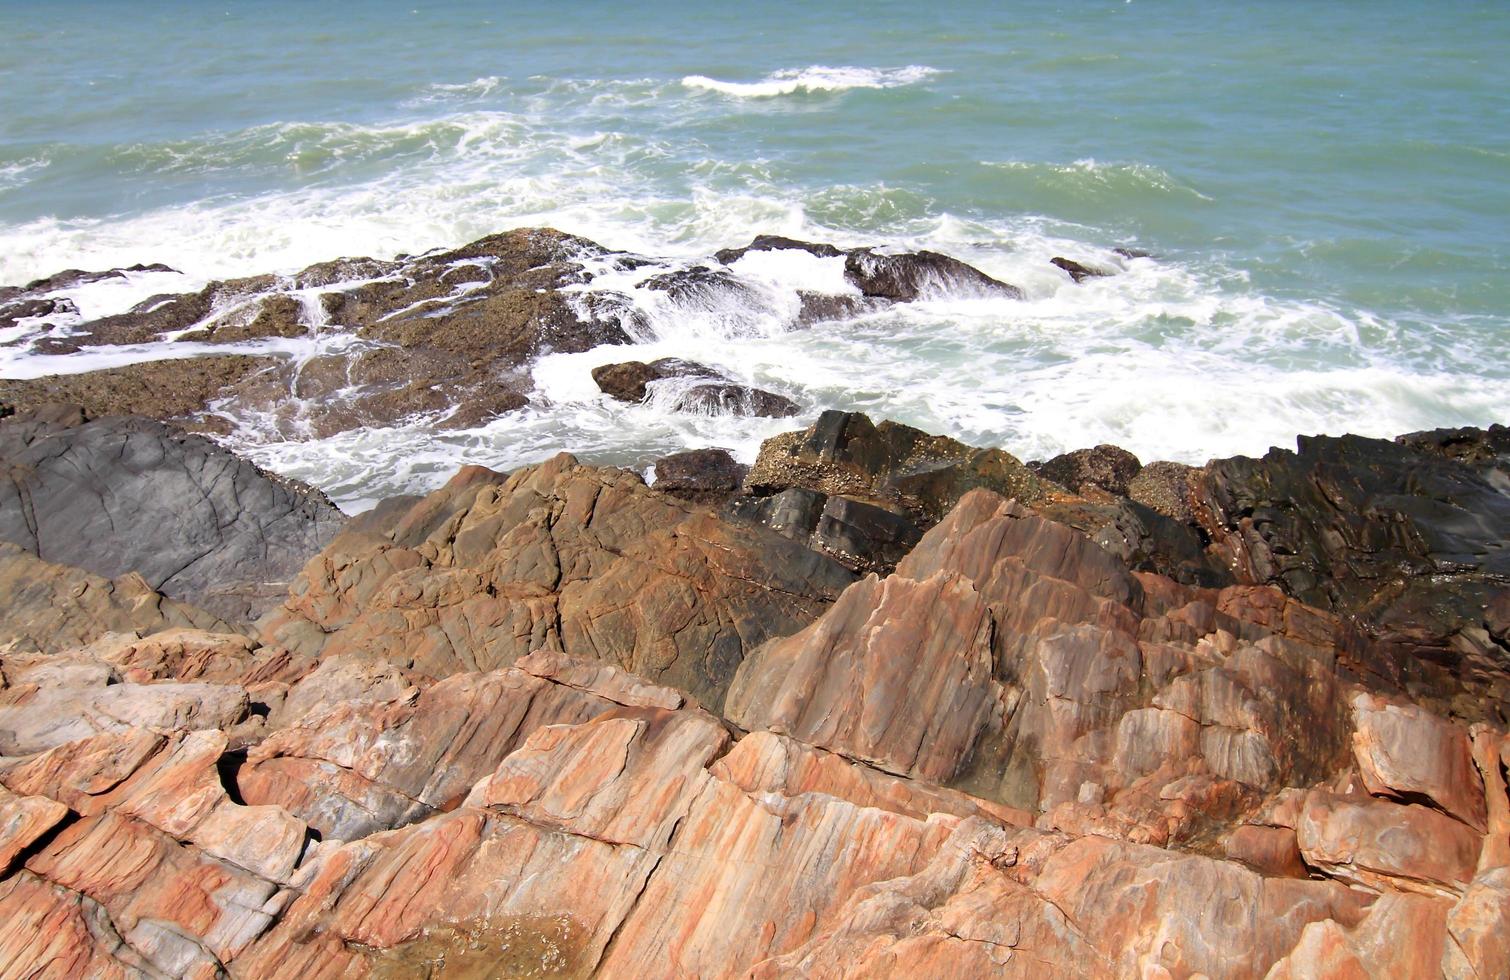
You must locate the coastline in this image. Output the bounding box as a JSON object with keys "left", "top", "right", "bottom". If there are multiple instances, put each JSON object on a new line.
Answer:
{"left": 0, "top": 370, "right": 1504, "bottom": 973}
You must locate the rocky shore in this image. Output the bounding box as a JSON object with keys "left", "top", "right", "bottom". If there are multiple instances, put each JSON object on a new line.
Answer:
{"left": 0, "top": 235, "right": 1507, "bottom": 977}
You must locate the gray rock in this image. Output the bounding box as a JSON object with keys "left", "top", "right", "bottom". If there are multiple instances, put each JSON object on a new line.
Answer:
{"left": 0, "top": 415, "right": 345, "bottom": 623}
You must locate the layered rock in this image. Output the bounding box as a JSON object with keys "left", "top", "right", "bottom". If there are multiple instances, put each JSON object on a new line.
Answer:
{"left": 1189, "top": 427, "right": 1510, "bottom": 711}
{"left": 259, "top": 452, "right": 855, "bottom": 710}
{"left": 0, "top": 416, "right": 1508, "bottom": 977}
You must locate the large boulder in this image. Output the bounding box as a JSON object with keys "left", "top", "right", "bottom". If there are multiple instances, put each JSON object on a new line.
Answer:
{"left": 0, "top": 413, "right": 345, "bottom": 622}
{"left": 592, "top": 358, "right": 799, "bottom": 418}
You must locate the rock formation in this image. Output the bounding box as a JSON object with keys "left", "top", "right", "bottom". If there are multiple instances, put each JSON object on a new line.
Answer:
{"left": 1, "top": 229, "right": 1022, "bottom": 441}
{"left": 0, "top": 410, "right": 345, "bottom": 622}
{"left": 1, "top": 343, "right": 1507, "bottom": 973}
{"left": 591, "top": 358, "right": 800, "bottom": 417}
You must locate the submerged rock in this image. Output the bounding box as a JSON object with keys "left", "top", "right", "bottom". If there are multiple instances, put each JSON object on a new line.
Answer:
{"left": 844, "top": 246, "right": 1024, "bottom": 301}
{"left": 1050, "top": 255, "right": 1113, "bottom": 282}
{"left": 592, "top": 357, "right": 800, "bottom": 417}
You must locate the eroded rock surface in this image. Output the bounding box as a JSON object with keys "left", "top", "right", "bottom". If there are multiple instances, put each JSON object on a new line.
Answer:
{"left": 0, "top": 419, "right": 1508, "bottom": 978}
{"left": 259, "top": 452, "right": 855, "bottom": 710}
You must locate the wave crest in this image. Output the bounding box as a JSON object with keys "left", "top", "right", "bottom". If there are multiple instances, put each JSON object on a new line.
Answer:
{"left": 681, "top": 65, "right": 939, "bottom": 99}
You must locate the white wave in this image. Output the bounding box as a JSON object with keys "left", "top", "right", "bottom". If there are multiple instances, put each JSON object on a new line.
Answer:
{"left": 404, "top": 75, "right": 505, "bottom": 106}
{"left": 982, "top": 158, "right": 1214, "bottom": 201}
{"left": 0, "top": 157, "right": 49, "bottom": 194}
{"left": 681, "top": 65, "right": 940, "bottom": 98}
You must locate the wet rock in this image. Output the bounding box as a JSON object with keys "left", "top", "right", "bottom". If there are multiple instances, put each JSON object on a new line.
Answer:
{"left": 1034, "top": 443, "right": 1142, "bottom": 496}
{"left": 593, "top": 357, "right": 800, "bottom": 417}
{"left": 0, "top": 354, "right": 277, "bottom": 425}
{"left": 0, "top": 414, "right": 345, "bottom": 622}
{"left": 650, "top": 448, "right": 749, "bottom": 503}
{"left": 713, "top": 235, "right": 845, "bottom": 265}
{"left": 640, "top": 264, "right": 756, "bottom": 303}
{"left": 844, "top": 247, "right": 1023, "bottom": 301}
{"left": 1050, "top": 256, "right": 1113, "bottom": 282}
{"left": 592, "top": 357, "right": 712, "bottom": 402}
{"left": 793, "top": 290, "right": 885, "bottom": 325}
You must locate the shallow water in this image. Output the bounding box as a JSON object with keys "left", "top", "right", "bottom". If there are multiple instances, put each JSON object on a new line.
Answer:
{"left": 2, "top": 0, "right": 1506, "bottom": 509}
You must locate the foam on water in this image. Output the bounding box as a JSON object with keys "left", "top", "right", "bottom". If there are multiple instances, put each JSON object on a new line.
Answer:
{"left": 2, "top": 7, "right": 1504, "bottom": 511}
{"left": 681, "top": 65, "right": 940, "bottom": 98}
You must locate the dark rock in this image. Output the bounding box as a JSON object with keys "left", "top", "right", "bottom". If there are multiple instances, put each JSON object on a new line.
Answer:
{"left": 714, "top": 236, "right": 845, "bottom": 265}
{"left": 726, "top": 487, "right": 828, "bottom": 544}
{"left": 652, "top": 449, "right": 749, "bottom": 503}
{"left": 795, "top": 291, "right": 886, "bottom": 325}
{"left": 1112, "top": 247, "right": 1151, "bottom": 259}
{"left": 592, "top": 359, "right": 711, "bottom": 403}
{"left": 0, "top": 296, "right": 77, "bottom": 335}
{"left": 9, "top": 263, "right": 177, "bottom": 295}
{"left": 1191, "top": 430, "right": 1510, "bottom": 689}
{"left": 675, "top": 384, "right": 800, "bottom": 419}
{"left": 176, "top": 293, "right": 308, "bottom": 343}
{"left": 1036, "top": 444, "right": 1143, "bottom": 497}
{"left": 1050, "top": 257, "right": 1113, "bottom": 283}
{"left": 810, "top": 496, "right": 924, "bottom": 574}
{"left": 746, "top": 410, "right": 1051, "bottom": 528}
{"left": 640, "top": 266, "right": 755, "bottom": 304}
{"left": 1395, "top": 423, "right": 1510, "bottom": 466}
{"left": 0, "top": 415, "right": 346, "bottom": 623}
{"left": 593, "top": 359, "right": 799, "bottom": 418}
{"left": 1033, "top": 494, "right": 1232, "bottom": 589}
{"left": 844, "top": 248, "right": 1023, "bottom": 302}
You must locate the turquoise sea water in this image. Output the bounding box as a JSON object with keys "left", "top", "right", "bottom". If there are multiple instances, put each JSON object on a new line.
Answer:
{"left": 1, "top": 1, "right": 1506, "bottom": 505}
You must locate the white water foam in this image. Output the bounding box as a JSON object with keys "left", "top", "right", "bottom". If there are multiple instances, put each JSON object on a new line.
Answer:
{"left": 682, "top": 65, "right": 940, "bottom": 98}
{"left": 0, "top": 157, "right": 50, "bottom": 195}
{"left": 2, "top": 82, "right": 1501, "bottom": 511}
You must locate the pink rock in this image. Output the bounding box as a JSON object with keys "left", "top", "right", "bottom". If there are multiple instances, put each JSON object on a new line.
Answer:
{"left": 1297, "top": 790, "right": 1482, "bottom": 897}
{"left": 1351, "top": 692, "right": 1486, "bottom": 832}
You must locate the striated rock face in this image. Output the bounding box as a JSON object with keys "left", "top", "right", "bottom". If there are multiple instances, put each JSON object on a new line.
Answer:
{"left": 1, "top": 417, "right": 1509, "bottom": 977}
{"left": 0, "top": 412, "right": 344, "bottom": 622}
{"left": 0, "top": 543, "right": 236, "bottom": 654}
{"left": 259, "top": 452, "right": 855, "bottom": 710}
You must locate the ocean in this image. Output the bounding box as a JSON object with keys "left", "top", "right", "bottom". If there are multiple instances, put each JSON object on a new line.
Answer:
{"left": 2, "top": 0, "right": 1506, "bottom": 509}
